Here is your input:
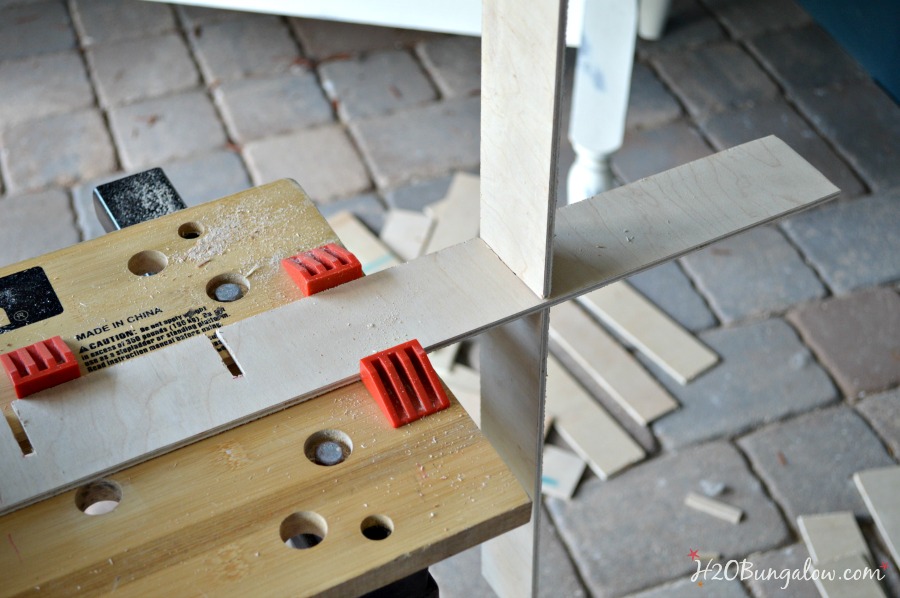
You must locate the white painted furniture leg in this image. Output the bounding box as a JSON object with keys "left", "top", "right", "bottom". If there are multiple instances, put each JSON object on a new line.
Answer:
{"left": 638, "top": 0, "right": 671, "bottom": 40}
{"left": 566, "top": 0, "right": 637, "bottom": 204}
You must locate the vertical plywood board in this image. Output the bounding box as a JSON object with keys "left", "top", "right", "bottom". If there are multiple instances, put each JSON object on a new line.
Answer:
{"left": 481, "top": 0, "right": 568, "bottom": 298}
{"left": 549, "top": 301, "right": 678, "bottom": 425}
{"left": 855, "top": 466, "right": 900, "bottom": 566}
{"left": 545, "top": 355, "right": 644, "bottom": 478}
{"left": 579, "top": 282, "right": 719, "bottom": 384}
{"left": 481, "top": 312, "right": 550, "bottom": 597}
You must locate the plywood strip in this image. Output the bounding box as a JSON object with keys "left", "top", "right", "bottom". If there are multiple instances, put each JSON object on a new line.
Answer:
{"left": 480, "top": 0, "right": 568, "bottom": 298}
{"left": 549, "top": 301, "right": 678, "bottom": 425}
{"left": 855, "top": 466, "right": 900, "bottom": 566}
{"left": 327, "top": 211, "right": 400, "bottom": 274}
{"left": 798, "top": 511, "right": 871, "bottom": 565}
{"left": 545, "top": 355, "right": 644, "bottom": 479}
{"left": 578, "top": 282, "right": 718, "bottom": 384}
{"left": 0, "top": 137, "right": 838, "bottom": 515}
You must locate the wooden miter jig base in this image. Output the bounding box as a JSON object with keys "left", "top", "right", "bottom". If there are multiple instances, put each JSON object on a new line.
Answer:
{"left": 0, "top": 179, "right": 530, "bottom": 596}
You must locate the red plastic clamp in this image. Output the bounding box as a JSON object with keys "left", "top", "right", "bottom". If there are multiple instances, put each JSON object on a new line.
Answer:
{"left": 1, "top": 336, "right": 81, "bottom": 399}
{"left": 281, "top": 243, "right": 363, "bottom": 297}
{"left": 360, "top": 339, "right": 451, "bottom": 428}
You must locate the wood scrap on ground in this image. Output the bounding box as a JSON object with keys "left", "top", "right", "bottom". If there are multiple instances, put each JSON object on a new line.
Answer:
{"left": 379, "top": 208, "right": 434, "bottom": 262}
{"left": 549, "top": 301, "right": 679, "bottom": 426}
{"left": 798, "top": 511, "right": 871, "bottom": 565}
{"left": 541, "top": 444, "right": 586, "bottom": 500}
{"left": 326, "top": 211, "right": 399, "bottom": 274}
{"left": 545, "top": 354, "right": 645, "bottom": 479}
{"left": 578, "top": 281, "right": 719, "bottom": 384}
{"left": 684, "top": 491, "right": 743, "bottom": 524}
{"left": 424, "top": 172, "right": 480, "bottom": 254}
{"left": 855, "top": 466, "right": 900, "bottom": 566}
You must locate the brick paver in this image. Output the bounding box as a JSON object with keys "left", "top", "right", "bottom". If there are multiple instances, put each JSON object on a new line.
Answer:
{"left": 1, "top": 109, "right": 115, "bottom": 192}
{"left": 0, "top": 190, "right": 80, "bottom": 267}
{"left": 108, "top": 90, "right": 227, "bottom": 170}
{"left": 700, "top": 0, "right": 809, "bottom": 39}
{"left": 738, "top": 406, "right": 895, "bottom": 524}
{"left": 625, "top": 63, "right": 682, "bottom": 130}
{"left": 0, "top": 51, "right": 94, "bottom": 126}
{"left": 290, "top": 18, "right": 440, "bottom": 60}
{"left": 856, "top": 388, "right": 900, "bottom": 460}
{"left": 651, "top": 318, "right": 837, "bottom": 448}
{"left": 744, "top": 544, "right": 819, "bottom": 597}
{"left": 318, "top": 50, "right": 437, "bottom": 120}
{"left": 698, "top": 99, "right": 865, "bottom": 198}
{"left": 547, "top": 441, "right": 789, "bottom": 596}
{"left": 71, "top": 0, "right": 176, "bottom": 44}
{"left": 793, "top": 80, "right": 900, "bottom": 191}
{"left": 781, "top": 191, "right": 900, "bottom": 293}
{"left": 383, "top": 175, "right": 454, "bottom": 211}
{"left": 651, "top": 42, "right": 779, "bottom": 116}
{"left": 787, "top": 287, "right": 900, "bottom": 399}
{"left": 190, "top": 13, "right": 300, "bottom": 83}
{"left": 243, "top": 125, "right": 371, "bottom": 201}
{"left": 746, "top": 24, "right": 866, "bottom": 94}
{"left": 611, "top": 120, "right": 711, "bottom": 182}
{"left": 215, "top": 72, "right": 333, "bottom": 142}
{"left": 680, "top": 226, "right": 826, "bottom": 323}
{"left": 626, "top": 261, "right": 717, "bottom": 332}
{"left": 88, "top": 33, "right": 199, "bottom": 107}
{"left": 416, "top": 36, "right": 481, "bottom": 98}
{"left": 0, "top": 1, "right": 75, "bottom": 61}
{"left": 350, "top": 97, "right": 479, "bottom": 188}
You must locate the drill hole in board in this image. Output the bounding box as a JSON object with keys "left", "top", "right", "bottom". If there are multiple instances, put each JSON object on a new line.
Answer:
{"left": 128, "top": 250, "right": 168, "bottom": 276}
{"left": 178, "top": 221, "right": 205, "bottom": 239}
{"left": 304, "top": 429, "right": 352, "bottom": 466}
{"left": 75, "top": 480, "right": 122, "bottom": 516}
{"left": 280, "top": 511, "right": 327, "bottom": 549}
{"left": 361, "top": 515, "right": 394, "bottom": 541}
{"left": 206, "top": 273, "right": 250, "bottom": 303}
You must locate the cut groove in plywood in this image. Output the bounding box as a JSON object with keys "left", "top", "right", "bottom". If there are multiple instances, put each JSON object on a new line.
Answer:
{"left": 0, "top": 137, "right": 839, "bottom": 515}
{"left": 545, "top": 355, "right": 644, "bottom": 479}
{"left": 578, "top": 281, "right": 718, "bottom": 384}
{"left": 549, "top": 301, "right": 678, "bottom": 425}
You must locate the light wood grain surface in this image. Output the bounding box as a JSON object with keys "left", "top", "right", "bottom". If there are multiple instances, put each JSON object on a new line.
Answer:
{"left": 0, "top": 382, "right": 529, "bottom": 596}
